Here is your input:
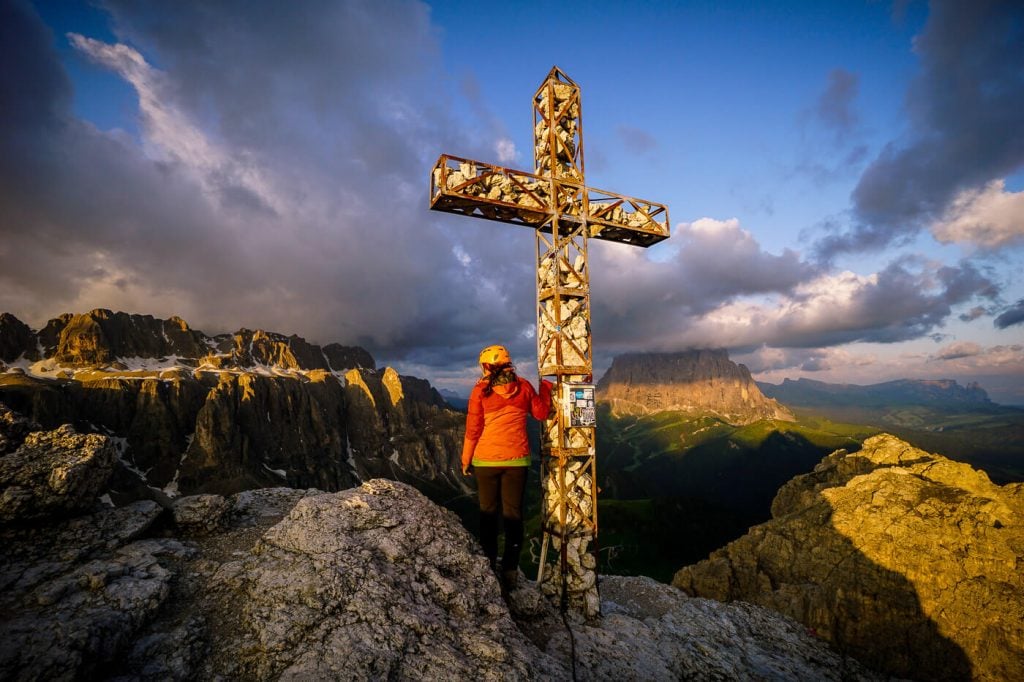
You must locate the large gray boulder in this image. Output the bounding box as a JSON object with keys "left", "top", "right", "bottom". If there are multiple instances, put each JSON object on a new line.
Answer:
{"left": 0, "top": 424, "right": 116, "bottom": 522}
{"left": 213, "top": 479, "right": 564, "bottom": 679}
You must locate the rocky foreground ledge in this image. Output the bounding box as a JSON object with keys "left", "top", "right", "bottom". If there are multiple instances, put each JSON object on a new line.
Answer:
{"left": 674, "top": 433, "right": 1024, "bottom": 681}
{"left": 0, "top": 420, "right": 879, "bottom": 680}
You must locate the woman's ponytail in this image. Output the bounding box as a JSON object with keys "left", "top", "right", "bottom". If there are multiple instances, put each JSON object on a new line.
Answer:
{"left": 481, "top": 362, "right": 516, "bottom": 396}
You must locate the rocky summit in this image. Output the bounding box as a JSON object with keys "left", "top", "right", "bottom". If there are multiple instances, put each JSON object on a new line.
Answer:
{"left": 0, "top": 310, "right": 466, "bottom": 503}
{"left": 596, "top": 350, "right": 793, "bottom": 424}
{"left": 0, "top": 419, "right": 883, "bottom": 680}
{"left": 673, "top": 433, "right": 1024, "bottom": 681}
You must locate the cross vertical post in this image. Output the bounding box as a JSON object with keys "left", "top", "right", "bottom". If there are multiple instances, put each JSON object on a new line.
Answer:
{"left": 429, "top": 67, "right": 670, "bottom": 617}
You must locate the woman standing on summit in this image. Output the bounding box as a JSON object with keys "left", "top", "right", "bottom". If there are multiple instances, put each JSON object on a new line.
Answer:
{"left": 462, "top": 345, "right": 552, "bottom": 593}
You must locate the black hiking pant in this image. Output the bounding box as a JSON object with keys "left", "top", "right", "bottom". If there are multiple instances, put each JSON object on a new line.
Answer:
{"left": 475, "top": 465, "right": 527, "bottom": 571}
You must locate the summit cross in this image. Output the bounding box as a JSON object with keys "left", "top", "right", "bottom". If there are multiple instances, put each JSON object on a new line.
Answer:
{"left": 429, "top": 66, "right": 670, "bottom": 617}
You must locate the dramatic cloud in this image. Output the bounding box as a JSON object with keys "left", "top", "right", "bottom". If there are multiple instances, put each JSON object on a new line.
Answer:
{"left": 0, "top": 0, "right": 539, "bottom": 375}
{"left": 2, "top": 0, "right": 1018, "bottom": 396}
{"left": 585, "top": 216, "right": 998, "bottom": 363}
{"left": 994, "top": 299, "right": 1024, "bottom": 329}
{"left": 589, "top": 217, "right": 817, "bottom": 351}
{"left": 818, "top": 1, "right": 1024, "bottom": 258}
{"left": 931, "top": 180, "right": 1024, "bottom": 248}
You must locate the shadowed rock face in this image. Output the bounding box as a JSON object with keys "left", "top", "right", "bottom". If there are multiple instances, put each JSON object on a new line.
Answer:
{"left": 597, "top": 350, "right": 793, "bottom": 424}
{"left": 0, "top": 424, "right": 884, "bottom": 681}
{"left": 673, "top": 434, "right": 1024, "bottom": 681}
{"left": 0, "top": 313, "right": 34, "bottom": 363}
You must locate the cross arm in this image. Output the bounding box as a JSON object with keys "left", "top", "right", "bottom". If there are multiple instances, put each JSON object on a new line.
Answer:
{"left": 588, "top": 186, "right": 669, "bottom": 247}
{"left": 430, "top": 154, "right": 670, "bottom": 247}
{"left": 430, "top": 154, "right": 551, "bottom": 228}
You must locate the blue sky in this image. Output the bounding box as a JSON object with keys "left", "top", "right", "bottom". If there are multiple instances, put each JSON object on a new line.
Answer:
{"left": 1, "top": 0, "right": 1023, "bottom": 402}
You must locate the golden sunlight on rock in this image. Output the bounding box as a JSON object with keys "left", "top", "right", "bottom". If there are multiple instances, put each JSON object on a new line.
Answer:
{"left": 674, "top": 434, "right": 1024, "bottom": 680}
{"left": 381, "top": 367, "right": 404, "bottom": 407}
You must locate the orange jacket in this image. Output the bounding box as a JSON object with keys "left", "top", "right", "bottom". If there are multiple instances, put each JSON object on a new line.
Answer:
{"left": 462, "top": 377, "right": 551, "bottom": 469}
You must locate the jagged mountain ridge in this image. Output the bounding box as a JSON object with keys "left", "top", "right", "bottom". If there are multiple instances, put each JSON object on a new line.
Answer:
{"left": 0, "top": 310, "right": 465, "bottom": 502}
{"left": 0, "top": 309, "right": 375, "bottom": 372}
{"left": 597, "top": 350, "right": 794, "bottom": 424}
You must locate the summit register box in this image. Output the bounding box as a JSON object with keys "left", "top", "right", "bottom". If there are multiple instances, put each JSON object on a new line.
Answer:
{"left": 561, "top": 383, "right": 596, "bottom": 428}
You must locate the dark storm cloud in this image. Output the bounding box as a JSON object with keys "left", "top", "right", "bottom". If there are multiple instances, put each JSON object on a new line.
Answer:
{"left": 994, "top": 299, "right": 1024, "bottom": 329}
{"left": 0, "top": 0, "right": 69, "bottom": 133}
{"left": 816, "top": 0, "right": 1024, "bottom": 259}
{"left": 0, "top": 0, "right": 536, "bottom": 370}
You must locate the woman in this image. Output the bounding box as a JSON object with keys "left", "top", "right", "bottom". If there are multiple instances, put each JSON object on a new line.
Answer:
{"left": 462, "top": 344, "right": 552, "bottom": 593}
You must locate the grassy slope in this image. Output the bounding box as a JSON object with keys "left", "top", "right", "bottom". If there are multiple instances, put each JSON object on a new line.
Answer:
{"left": 515, "top": 406, "right": 879, "bottom": 581}
{"left": 785, "top": 404, "right": 1024, "bottom": 483}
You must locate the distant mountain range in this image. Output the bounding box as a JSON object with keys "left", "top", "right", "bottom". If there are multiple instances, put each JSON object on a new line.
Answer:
{"left": 758, "top": 376, "right": 1023, "bottom": 484}
{"left": 757, "top": 377, "right": 993, "bottom": 408}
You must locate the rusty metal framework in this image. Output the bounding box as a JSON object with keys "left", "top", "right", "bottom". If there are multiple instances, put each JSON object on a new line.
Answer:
{"left": 429, "top": 67, "right": 670, "bottom": 617}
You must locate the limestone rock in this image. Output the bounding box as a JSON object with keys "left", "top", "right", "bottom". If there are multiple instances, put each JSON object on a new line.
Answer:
{"left": 597, "top": 350, "right": 794, "bottom": 424}
{"left": 210, "top": 328, "right": 330, "bottom": 370}
{"left": 229, "top": 486, "right": 320, "bottom": 526}
{"left": 0, "top": 423, "right": 116, "bottom": 522}
{"left": 54, "top": 309, "right": 210, "bottom": 366}
{"left": 528, "top": 576, "right": 882, "bottom": 681}
{"left": 172, "top": 494, "right": 230, "bottom": 533}
{"left": 217, "top": 479, "right": 565, "bottom": 679}
{"left": 1, "top": 466, "right": 892, "bottom": 681}
{"left": 0, "top": 308, "right": 377, "bottom": 373}
{"left": 673, "top": 434, "right": 1024, "bottom": 681}
{"left": 180, "top": 371, "right": 358, "bottom": 494}
{"left": 0, "top": 500, "right": 173, "bottom": 681}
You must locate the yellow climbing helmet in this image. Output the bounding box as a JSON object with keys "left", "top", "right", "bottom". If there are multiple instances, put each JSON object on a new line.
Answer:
{"left": 478, "top": 344, "right": 511, "bottom": 370}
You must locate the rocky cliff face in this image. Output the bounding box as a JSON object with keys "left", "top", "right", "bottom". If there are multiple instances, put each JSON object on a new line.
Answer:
{"left": 597, "top": 350, "right": 793, "bottom": 424}
{"left": 0, "top": 420, "right": 883, "bottom": 680}
{"left": 673, "top": 434, "right": 1024, "bottom": 681}
{"left": 0, "top": 311, "right": 463, "bottom": 501}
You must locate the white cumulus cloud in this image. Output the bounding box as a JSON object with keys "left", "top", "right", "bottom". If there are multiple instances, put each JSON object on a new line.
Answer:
{"left": 931, "top": 179, "right": 1024, "bottom": 248}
